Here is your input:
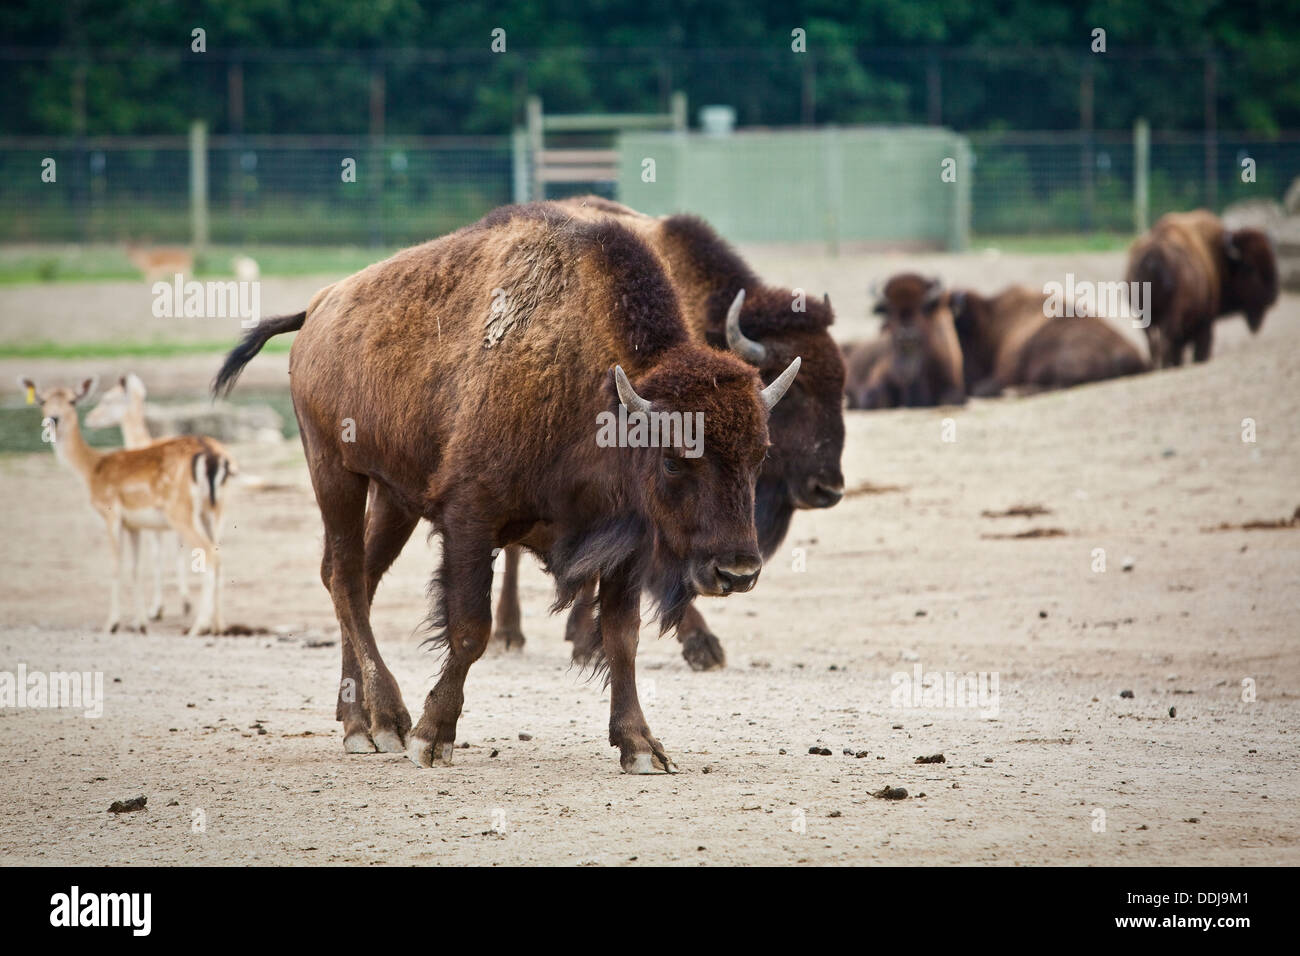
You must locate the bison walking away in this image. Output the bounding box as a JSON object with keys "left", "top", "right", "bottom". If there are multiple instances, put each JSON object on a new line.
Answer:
{"left": 949, "top": 285, "right": 1149, "bottom": 396}
{"left": 213, "top": 204, "right": 799, "bottom": 773}
{"left": 492, "top": 197, "right": 845, "bottom": 670}
{"left": 1125, "top": 209, "right": 1278, "bottom": 368}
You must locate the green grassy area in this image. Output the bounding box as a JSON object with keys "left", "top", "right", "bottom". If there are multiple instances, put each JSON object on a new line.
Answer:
{"left": 971, "top": 233, "right": 1133, "bottom": 253}
{"left": 0, "top": 235, "right": 1139, "bottom": 285}
{"left": 0, "top": 338, "right": 291, "bottom": 360}
{"left": 0, "top": 245, "right": 398, "bottom": 285}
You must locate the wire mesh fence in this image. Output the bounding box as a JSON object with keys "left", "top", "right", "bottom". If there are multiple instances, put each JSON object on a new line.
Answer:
{"left": 1, "top": 130, "right": 1296, "bottom": 245}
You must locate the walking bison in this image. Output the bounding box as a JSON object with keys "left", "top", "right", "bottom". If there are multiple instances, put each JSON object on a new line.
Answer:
{"left": 214, "top": 203, "right": 800, "bottom": 773}
{"left": 492, "top": 197, "right": 846, "bottom": 670}
{"left": 1125, "top": 209, "right": 1278, "bottom": 367}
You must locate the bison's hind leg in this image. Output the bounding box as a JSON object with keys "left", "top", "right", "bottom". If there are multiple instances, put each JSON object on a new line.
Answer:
{"left": 408, "top": 503, "right": 495, "bottom": 768}
{"left": 488, "top": 545, "right": 527, "bottom": 652}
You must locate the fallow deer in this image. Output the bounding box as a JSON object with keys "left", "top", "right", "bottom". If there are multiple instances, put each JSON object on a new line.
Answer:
{"left": 125, "top": 242, "right": 193, "bottom": 283}
{"left": 20, "top": 376, "right": 235, "bottom": 635}
{"left": 85, "top": 373, "right": 192, "bottom": 620}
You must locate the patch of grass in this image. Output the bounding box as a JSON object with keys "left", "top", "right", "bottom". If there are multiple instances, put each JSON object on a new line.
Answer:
{"left": 972, "top": 233, "right": 1133, "bottom": 253}
{"left": 0, "top": 338, "right": 292, "bottom": 360}
{"left": 0, "top": 244, "right": 398, "bottom": 285}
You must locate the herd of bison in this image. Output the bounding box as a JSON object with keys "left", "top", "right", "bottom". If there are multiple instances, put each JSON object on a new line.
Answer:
{"left": 31, "top": 196, "right": 1281, "bottom": 776}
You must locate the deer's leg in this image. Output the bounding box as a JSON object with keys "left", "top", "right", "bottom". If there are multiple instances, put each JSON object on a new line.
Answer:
{"left": 408, "top": 507, "right": 494, "bottom": 768}
{"left": 147, "top": 531, "right": 164, "bottom": 620}
{"left": 103, "top": 511, "right": 124, "bottom": 634}
{"left": 126, "top": 527, "right": 148, "bottom": 633}
{"left": 490, "top": 545, "right": 526, "bottom": 651}
{"left": 566, "top": 580, "right": 600, "bottom": 665}
{"left": 600, "top": 565, "right": 676, "bottom": 774}
{"left": 675, "top": 601, "right": 726, "bottom": 671}
{"left": 312, "top": 467, "right": 410, "bottom": 753}
{"left": 174, "top": 534, "right": 191, "bottom": 616}
{"left": 168, "top": 519, "right": 218, "bottom": 635}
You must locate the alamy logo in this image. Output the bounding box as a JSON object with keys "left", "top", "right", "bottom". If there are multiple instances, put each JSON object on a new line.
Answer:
{"left": 1043, "top": 274, "right": 1150, "bottom": 329}
{"left": 891, "top": 664, "right": 1000, "bottom": 718}
{"left": 152, "top": 274, "right": 261, "bottom": 329}
{"left": 596, "top": 407, "right": 704, "bottom": 458}
{"left": 0, "top": 664, "right": 103, "bottom": 718}
{"left": 50, "top": 886, "right": 151, "bottom": 936}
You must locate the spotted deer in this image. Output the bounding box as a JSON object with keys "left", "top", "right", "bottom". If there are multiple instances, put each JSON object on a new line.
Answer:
{"left": 85, "top": 373, "right": 192, "bottom": 620}
{"left": 21, "top": 376, "right": 236, "bottom": 635}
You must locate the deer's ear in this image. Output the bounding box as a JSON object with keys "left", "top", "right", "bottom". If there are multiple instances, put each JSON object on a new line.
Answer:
{"left": 73, "top": 376, "right": 98, "bottom": 403}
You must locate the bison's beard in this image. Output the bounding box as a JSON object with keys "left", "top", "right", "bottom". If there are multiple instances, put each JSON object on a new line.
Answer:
{"left": 755, "top": 474, "right": 796, "bottom": 559}
{"left": 546, "top": 513, "right": 696, "bottom": 635}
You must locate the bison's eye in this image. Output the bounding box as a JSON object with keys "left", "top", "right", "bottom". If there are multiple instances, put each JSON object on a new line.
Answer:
{"left": 663, "top": 457, "right": 682, "bottom": 477}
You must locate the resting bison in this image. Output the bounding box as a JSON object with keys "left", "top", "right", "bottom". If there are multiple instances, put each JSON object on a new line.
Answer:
{"left": 1126, "top": 209, "right": 1278, "bottom": 367}
{"left": 863, "top": 274, "right": 967, "bottom": 407}
{"left": 948, "top": 284, "right": 1149, "bottom": 396}
{"left": 214, "top": 204, "right": 800, "bottom": 773}
{"left": 492, "top": 197, "right": 846, "bottom": 670}
{"left": 842, "top": 338, "right": 895, "bottom": 409}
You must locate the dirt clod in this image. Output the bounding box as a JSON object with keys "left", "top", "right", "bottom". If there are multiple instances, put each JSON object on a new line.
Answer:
{"left": 108, "top": 796, "right": 146, "bottom": 813}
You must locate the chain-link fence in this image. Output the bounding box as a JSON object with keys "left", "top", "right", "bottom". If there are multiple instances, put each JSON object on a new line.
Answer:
{"left": 0, "top": 135, "right": 513, "bottom": 245}
{"left": 4, "top": 129, "right": 1296, "bottom": 246}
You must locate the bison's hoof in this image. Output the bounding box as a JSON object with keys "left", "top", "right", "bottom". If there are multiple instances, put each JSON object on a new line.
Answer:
{"left": 680, "top": 630, "right": 726, "bottom": 671}
{"left": 343, "top": 732, "right": 374, "bottom": 754}
{"left": 490, "top": 627, "right": 526, "bottom": 652}
{"left": 407, "top": 737, "right": 455, "bottom": 768}
{"left": 621, "top": 751, "right": 679, "bottom": 774}
{"left": 371, "top": 729, "right": 405, "bottom": 753}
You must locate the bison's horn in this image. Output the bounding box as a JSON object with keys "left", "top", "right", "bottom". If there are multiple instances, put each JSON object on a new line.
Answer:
{"left": 726, "top": 289, "right": 767, "bottom": 364}
{"left": 823, "top": 292, "right": 831, "bottom": 311}
{"left": 614, "top": 365, "right": 652, "bottom": 414}
{"left": 761, "top": 356, "right": 801, "bottom": 411}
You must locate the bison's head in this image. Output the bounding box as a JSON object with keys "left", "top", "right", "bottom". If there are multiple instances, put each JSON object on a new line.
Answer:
{"left": 720, "top": 289, "right": 845, "bottom": 513}
{"left": 873, "top": 274, "right": 966, "bottom": 406}
{"left": 1223, "top": 228, "right": 1278, "bottom": 333}
{"left": 611, "top": 345, "right": 800, "bottom": 600}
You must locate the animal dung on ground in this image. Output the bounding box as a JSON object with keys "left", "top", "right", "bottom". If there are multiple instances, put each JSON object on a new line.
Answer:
{"left": 872, "top": 785, "right": 908, "bottom": 800}
{"left": 915, "top": 753, "right": 946, "bottom": 764}
{"left": 808, "top": 746, "right": 832, "bottom": 756}
{"left": 1120, "top": 689, "right": 1135, "bottom": 698}
{"left": 108, "top": 795, "right": 147, "bottom": 813}
{"left": 981, "top": 504, "right": 1052, "bottom": 518}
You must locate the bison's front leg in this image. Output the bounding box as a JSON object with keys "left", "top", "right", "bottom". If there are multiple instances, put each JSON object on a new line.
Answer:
{"left": 408, "top": 521, "right": 494, "bottom": 768}
{"left": 1191, "top": 323, "right": 1214, "bottom": 363}
{"left": 675, "top": 602, "right": 726, "bottom": 671}
{"left": 600, "top": 567, "right": 678, "bottom": 774}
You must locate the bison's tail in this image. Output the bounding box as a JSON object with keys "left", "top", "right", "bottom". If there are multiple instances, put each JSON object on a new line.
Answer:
{"left": 212, "top": 311, "right": 306, "bottom": 397}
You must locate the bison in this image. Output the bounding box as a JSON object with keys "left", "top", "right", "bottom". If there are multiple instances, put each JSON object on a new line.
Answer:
{"left": 860, "top": 274, "right": 967, "bottom": 407}
{"left": 213, "top": 204, "right": 800, "bottom": 773}
{"left": 1125, "top": 209, "right": 1278, "bottom": 367}
{"left": 948, "top": 285, "right": 1149, "bottom": 396}
{"left": 491, "top": 197, "right": 846, "bottom": 670}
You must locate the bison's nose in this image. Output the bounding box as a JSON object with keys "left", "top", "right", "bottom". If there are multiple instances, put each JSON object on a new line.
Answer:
{"left": 804, "top": 475, "right": 844, "bottom": 508}
{"left": 712, "top": 555, "right": 762, "bottom": 594}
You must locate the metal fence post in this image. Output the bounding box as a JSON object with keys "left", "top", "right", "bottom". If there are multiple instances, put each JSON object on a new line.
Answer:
{"left": 189, "top": 120, "right": 209, "bottom": 257}
{"left": 1133, "top": 118, "right": 1150, "bottom": 234}
{"left": 527, "top": 96, "right": 544, "bottom": 200}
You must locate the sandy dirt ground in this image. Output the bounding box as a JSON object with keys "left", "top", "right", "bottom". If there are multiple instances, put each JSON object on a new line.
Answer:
{"left": 1, "top": 250, "right": 1297, "bottom": 865}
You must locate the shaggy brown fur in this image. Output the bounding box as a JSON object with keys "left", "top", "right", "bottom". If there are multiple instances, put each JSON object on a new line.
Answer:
{"left": 214, "top": 205, "right": 787, "bottom": 774}
{"left": 842, "top": 338, "right": 895, "bottom": 409}
{"left": 493, "top": 195, "right": 846, "bottom": 670}
{"left": 949, "top": 285, "right": 1149, "bottom": 396}
{"left": 1125, "top": 209, "right": 1278, "bottom": 367}
{"left": 867, "top": 273, "right": 967, "bottom": 407}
